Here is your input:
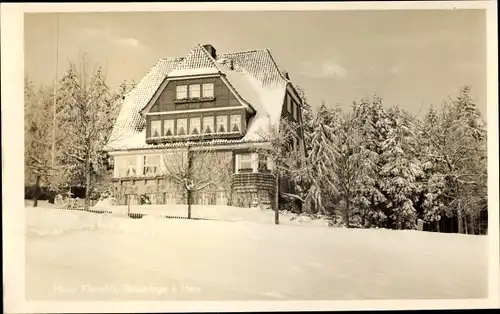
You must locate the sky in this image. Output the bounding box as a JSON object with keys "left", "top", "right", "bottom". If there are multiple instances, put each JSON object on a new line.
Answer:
{"left": 24, "top": 9, "right": 487, "bottom": 116}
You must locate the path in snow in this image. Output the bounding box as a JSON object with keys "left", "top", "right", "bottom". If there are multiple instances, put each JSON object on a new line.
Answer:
{"left": 25, "top": 207, "right": 488, "bottom": 301}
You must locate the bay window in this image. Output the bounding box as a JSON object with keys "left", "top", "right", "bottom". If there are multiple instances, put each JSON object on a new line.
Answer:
{"left": 237, "top": 154, "right": 252, "bottom": 171}
{"left": 163, "top": 119, "right": 174, "bottom": 136}
{"left": 203, "top": 116, "right": 214, "bottom": 134}
{"left": 216, "top": 116, "right": 227, "bottom": 133}
{"left": 202, "top": 83, "right": 214, "bottom": 98}
{"left": 230, "top": 114, "right": 241, "bottom": 132}
{"left": 190, "top": 117, "right": 201, "bottom": 135}
{"left": 150, "top": 120, "right": 161, "bottom": 138}
{"left": 177, "top": 118, "right": 187, "bottom": 136}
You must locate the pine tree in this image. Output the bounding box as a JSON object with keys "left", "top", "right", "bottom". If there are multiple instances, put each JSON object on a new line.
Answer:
{"left": 304, "top": 102, "right": 341, "bottom": 214}
{"left": 351, "top": 97, "right": 391, "bottom": 227}
{"left": 378, "top": 106, "right": 423, "bottom": 229}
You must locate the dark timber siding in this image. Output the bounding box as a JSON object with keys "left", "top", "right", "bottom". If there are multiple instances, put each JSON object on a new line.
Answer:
{"left": 150, "top": 76, "right": 243, "bottom": 113}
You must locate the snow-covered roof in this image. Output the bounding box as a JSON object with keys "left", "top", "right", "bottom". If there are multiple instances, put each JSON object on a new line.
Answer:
{"left": 105, "top": 44, "right": 291, "bottom": 151}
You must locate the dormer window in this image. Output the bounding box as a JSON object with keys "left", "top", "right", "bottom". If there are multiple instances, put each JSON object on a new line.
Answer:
{"left": 177, "top": 118, "right": 187, "bottom": 136}
{"left": 230, "top": 114, "right": 241, "bottom": 132}
{"left": 189, "top": 84, "right": 201, "bottom": 99}
{"left": 203, "top": 116, "right": 214, "bottom": 134}
{"left": 150, "top": 120, "right": 161, "bottom": 138}
{"left": 163, "top": 119, "right": 174, "bottom": 136}
{"left": 203, "top": 83, "right": 214, "bottom": 98}
{"left": 176, "top": 85, "right": 187, "bottom": 100}
{"left": 190, "top": 117, "right": 201, "bottom": 135}
{"left": 216, "top": 116, "right": 227, "bottom": 133}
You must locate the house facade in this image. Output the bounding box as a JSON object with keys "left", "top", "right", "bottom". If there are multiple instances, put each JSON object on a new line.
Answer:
{"left": 105, "top": 44, "right": 305, "bottom": 208}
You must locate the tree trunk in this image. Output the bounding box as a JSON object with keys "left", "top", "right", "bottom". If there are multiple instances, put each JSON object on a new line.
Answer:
{"left": 33, "top": 174, "right": 41, "bottom": 207}
{"left": 187, "top": 189, "right": 192, "bottom": 219}
{"left": 84, "top": 153, "right": 91, "bottom": 211}
{"left": 456, "top": 183, "right": 464, "bottom": 234}
{"left": 344, "top": 197, "right": 350, "bottom": 228}
{"left": 274, "top": 173, "right": 279, "bottom": 225}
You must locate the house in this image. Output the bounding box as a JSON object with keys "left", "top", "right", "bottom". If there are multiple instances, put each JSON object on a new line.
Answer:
{"left": 104, "top": 44, "right": 305, "bottom": 208}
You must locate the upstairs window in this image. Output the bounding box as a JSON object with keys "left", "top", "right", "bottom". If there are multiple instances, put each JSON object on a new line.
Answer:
{"left": 287, "top": 96, "right": 292, "bottom": 113}
{"left": 150, "top": 120, "right": 161, "bottom": 138}
{"left": 190, "top": 117, "right": 201, "bottom": 135}
{"left": 203, "top": 116, "right": 214, "bottom": 134}
{"left": 144, "top": 155, "right": 160, "bottom": 177}
{"left": 163, "top": 119, "right": 174, "bottom": 136}
{"left": 176, "top": 85, "right": 187, "bottom": 100}
{"left": 177, "top": 118, "right": 187, "bottom": 136}
{"left": 189, "top": 84, "right": 201, "bottom": 99}
{"left": 216, "top": 116, "right": 227, "bottom": 133}
{"left": 230, "top": 114, "right": 241, "bottom": 132}
{"left": 293, "top": 101, "right": 298, "bottom": 120}
{"left": 203, "top": 83, "right": 214, "bottom": 98}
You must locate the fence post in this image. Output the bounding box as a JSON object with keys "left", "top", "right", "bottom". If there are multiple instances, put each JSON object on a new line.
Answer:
{"left": 127, "top": 194, "right": 131, "bottom": 215}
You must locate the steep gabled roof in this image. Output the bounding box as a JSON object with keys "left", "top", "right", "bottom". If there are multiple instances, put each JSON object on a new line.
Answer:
{"left": 167, "top": 44, "right": 222, "bottom": 77}
{"left": 105, "top": 45, "right": 292, "bottom": 151}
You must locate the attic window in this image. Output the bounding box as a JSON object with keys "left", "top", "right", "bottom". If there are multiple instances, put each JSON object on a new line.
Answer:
{"left": 189, "top": 84, "right": 200, "bottom": 99}
{"left": 176, "top": 85, "right": 187, "bottom": 100}
{"left": 203, "top": 83, "right": 214, "bottom": 98}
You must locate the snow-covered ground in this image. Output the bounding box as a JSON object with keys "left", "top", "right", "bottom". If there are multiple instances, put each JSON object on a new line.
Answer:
{"left": 25, "top": 206, "right": 488, "bottom": 301}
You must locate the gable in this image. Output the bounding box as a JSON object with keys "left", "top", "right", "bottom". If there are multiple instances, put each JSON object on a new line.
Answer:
{"left": 106, "top": 45, "right": 296, "bottom": 151}
{"left": 148, "top": 76, "right": 245, "bottom": 113}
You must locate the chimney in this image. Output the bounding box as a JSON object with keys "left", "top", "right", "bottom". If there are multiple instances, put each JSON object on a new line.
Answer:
{"left": 283, "top": 71, "right": 290, "bottom": 80}
{"left": 203, "top": 44, "right": 217, "bottom": 59}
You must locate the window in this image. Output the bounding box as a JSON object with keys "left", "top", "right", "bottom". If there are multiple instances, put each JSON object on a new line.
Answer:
{"left": 189, "top": 84, "right": 200, "bottom": 99}
{"left": 190, "top": 117, "right": 201, "bottom": 135}
{"left": 176, "top": 85, "right": 187, "bottom": 100}
{"left": 144, "top": 155, "right": 160, "bottom": 177}
{"left": 176, "top": 118, "right": 187, "bottom": 136}
{"left": 203, "top": 116, "right": 214, "bottom": 134}
{"left": 163, "top": 119, "right": 174, "bottom": 136}
{"left": 238, "top": 154, "right": 252, "bottom": 170}
{"left": 287, "top": 96, "right": 292, "bottom": 113}
{"left": 230, "top": 114, "right": 241, "bottom": 132}
{"left": 293, "top": 102, "right": 298, "bottom": 120}
{"left": 203, "top": 83, "right": 214, "bottom": 98}
{"left": 120, "top": 156, "right": 136, "bottom": 177}
{"left": 216, "top": 116, "right": 227, "bottom": 133}
{"left": 150, "top": 120, "right": 161, "bottom": 138}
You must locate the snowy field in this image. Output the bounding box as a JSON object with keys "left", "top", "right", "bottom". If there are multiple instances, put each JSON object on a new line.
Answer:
{"left": 25, "top": 205, "right": 488, "bottom": 301}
